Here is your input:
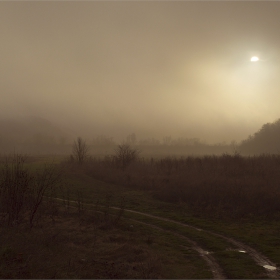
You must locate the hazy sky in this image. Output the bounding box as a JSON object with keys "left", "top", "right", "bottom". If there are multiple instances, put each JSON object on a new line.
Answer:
{"left": 1, "top": 1, "right": 280, "bottom": 143}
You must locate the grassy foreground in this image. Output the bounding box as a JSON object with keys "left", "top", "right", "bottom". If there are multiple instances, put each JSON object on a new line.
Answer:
{"left": 0, "top": 155, "right": 209, "bottom": 278}
{"left": 0, "top": 153, "right": 280, "bottom": 278}
{"left": 0, "top": 206, "right": 210, "bottom": 279}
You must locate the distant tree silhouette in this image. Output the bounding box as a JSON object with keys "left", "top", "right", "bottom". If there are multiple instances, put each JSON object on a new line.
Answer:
{"left": 113, "top": 143, "right": 139, "bottom": 170}
{"left": 162, "top": 136, "right": 172, "bottom": 145}
{"left": 239, "top": 119, "right": 280, "bottom": 154}
{"left": 138, "top": 137, "right": 160, "bottom": 145}
{"left": 126, "top": 133, "right": 137, "bottom": 145}
{"left": 91, "top": 135, "right": 115, "bottom": 146}
{"left": 72, "top": 137, "right": 89, "bottom": 164}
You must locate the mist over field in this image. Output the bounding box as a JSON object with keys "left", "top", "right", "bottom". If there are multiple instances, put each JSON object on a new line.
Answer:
{"left": 2, "top": 4, "right": 280, "bottom": 278}
{"left": 1, "top": 1, "right": 280, "bottom": 154}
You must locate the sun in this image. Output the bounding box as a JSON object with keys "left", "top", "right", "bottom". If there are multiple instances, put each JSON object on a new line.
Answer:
{"left": 251, "top": 56, "right": 259, "bottom": 62}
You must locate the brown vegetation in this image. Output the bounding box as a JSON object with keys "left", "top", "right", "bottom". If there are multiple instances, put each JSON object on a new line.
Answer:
{"left": 81, "top": 153, "right": 280, "bottom": 220}
{"left": 0, "top": 154, "right": 61, "bottom": 227}
{"left": 0, "top": 154, "right": 208, "bottom": 279}
{"left": 240, "top": 119, "right": 280, "bottom": 155}
{"left": 0, "top": 207, "right": 166, "bottom": 279}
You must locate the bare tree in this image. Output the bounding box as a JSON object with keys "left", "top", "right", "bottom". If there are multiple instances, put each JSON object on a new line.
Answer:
{"left": 0, "top": 154, "right": 62, "bottom": 227}
{"left": 28, "top": 163, "right": 61, "bottom": 228}
{"left": 113, "top": 143, "right": 139, "bottom": 170}
{"left": 0, "top": 154, "right": 31, "bottom": 225}
{"left": 72, "top": 137, "right": 89, "bottom": 164}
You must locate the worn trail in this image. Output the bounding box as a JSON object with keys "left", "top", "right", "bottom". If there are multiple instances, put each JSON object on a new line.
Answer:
{"left": 50, "top": 197, "right": 279, "bottom": 279}
{"left": 126, "top": 217, "right": 226, "bottom": 279}
{"left": 118, "top": 207, "right": 279, "bottom": 279}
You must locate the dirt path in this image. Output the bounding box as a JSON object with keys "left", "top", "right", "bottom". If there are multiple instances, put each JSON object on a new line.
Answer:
{"left": 50, "top": 197, "right": 279, "bottom": 278}
{"left": 118, "top": 207, "right": 279, "bottom": 279}
{"left": 126, "top": 217, "right": 226, "bottom": 279}
{"left": 57, "top": 201, "right": 224, "bottom": 278}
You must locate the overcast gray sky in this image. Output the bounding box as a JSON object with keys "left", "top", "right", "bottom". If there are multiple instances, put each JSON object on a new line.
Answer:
{"left": 1, "top": 1, "right": 280, "bottom": 143}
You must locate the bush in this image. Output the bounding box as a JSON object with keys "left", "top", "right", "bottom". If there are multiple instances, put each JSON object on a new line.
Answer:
{"left": 0, "top": 154, "right": 61, "bottom": 227}
{"left": 113, "top": 144, "right": 140, "bottom": 170}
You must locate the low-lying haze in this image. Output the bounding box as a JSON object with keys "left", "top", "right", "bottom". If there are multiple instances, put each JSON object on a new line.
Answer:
{"left": 1, "top": 1, "right": 280, "bottom": 144}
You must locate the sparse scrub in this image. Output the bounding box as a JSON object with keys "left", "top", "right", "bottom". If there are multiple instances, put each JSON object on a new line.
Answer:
{"left": 83, "top": 153, "right": 280, "bottom": 220}
{"left": 0, "top": 194, "right": 199, "bottom": 279}
{"left": 3, "top": 154, "right": 279, "bottom": 278}
{"left": 0, "top": 154, "right": 62, "bottom": 227}
{"left": 0, "top": 155, "right": 32, "bottom": 225}
{"left": 28, "top": 163, "right": 62, "bottom": 227}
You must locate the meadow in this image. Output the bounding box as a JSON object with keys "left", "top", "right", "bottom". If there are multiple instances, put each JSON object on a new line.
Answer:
{"left": 0, "top": 151, "right": 280, "bottom": 278}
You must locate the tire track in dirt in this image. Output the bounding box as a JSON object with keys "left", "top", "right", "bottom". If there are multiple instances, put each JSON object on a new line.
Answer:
{"left": 53, "top": 200, "right": 224, "bottom": 278}
{"left": 126, "top": 217, "right": 226, "bottom": 279}
{"left": 49, "top": 197, "right": 279, "bottom": 278}
{"left": 119, "top": 208, "right": 279, "bottom": 279}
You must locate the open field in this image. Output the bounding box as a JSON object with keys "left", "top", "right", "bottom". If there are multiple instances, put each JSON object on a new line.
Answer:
{"left": 0, "top": 153, "right": 280, "bottom": 278}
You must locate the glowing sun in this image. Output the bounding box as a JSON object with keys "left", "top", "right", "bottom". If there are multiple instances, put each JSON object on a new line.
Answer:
{"left": 251, "top": 56, "right": 259, "bottom": 62}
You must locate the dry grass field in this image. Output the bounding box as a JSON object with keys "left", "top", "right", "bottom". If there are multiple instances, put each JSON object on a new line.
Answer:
{"left": 1, "top": 153, "right": 280, "bottom": 278}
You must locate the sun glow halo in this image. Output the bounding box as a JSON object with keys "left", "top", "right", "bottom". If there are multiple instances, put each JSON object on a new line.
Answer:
{"left": 251, "top": 56, "right": 259, "bottom": 62}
